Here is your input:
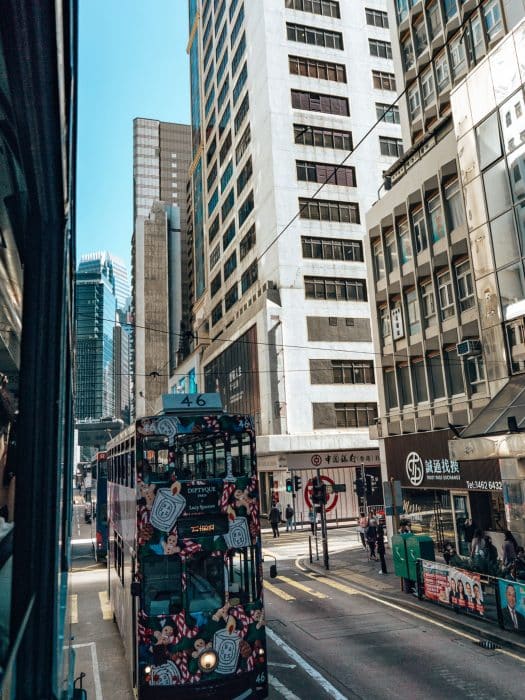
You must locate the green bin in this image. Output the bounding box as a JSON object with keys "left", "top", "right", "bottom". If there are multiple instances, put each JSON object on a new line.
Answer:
{"left": 405, "top": 534, "right": 435, "bottom": 581}
{"left": 391, "top": 533, "right": 410, "bottom": 578}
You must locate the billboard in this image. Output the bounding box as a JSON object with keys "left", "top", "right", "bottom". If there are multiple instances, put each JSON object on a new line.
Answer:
{"left": 498, "top": 579, "right": 525, "bottom": 633}
{"left": 421, "top": 560, "right": 485, "bottom": 617}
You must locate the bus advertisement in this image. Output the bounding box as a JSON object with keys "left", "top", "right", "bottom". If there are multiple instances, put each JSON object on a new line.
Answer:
{"left": 106, "top": 408, "right": 268, "bottom": 699}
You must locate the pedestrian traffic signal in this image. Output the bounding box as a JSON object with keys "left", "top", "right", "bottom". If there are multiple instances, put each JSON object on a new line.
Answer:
{"left": 286, "top": 478, "right": 293, "bottom": 493}
{"left": 312, "top": 478, "right": 326, "bottom": 504}
{"left": 354, "top": 477, "right": 365, "bottom": 498}
{"left": 294, "top": 475, "right": 302, "bottom": 491}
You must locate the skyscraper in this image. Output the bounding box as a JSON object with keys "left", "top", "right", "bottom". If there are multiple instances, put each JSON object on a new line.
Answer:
{"left": 131, "top": 119, "right": 192, "bottom": 418}
{"left": 186, "top": 0, "right": 401, "bottom": 514}
{"left": 75, "top": 253, "right": 118, "bottom": 419}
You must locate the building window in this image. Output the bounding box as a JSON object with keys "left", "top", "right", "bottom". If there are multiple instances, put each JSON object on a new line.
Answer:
{"left": 216, "top": 23, "right": 228, "bottom": 61}
{"left": 289, "top": 56, "right": 347, "bottom": 83}
{"left": 334, "top": 403, "right": 378, "bottom": 428}
{"left": 406, "top": 288, "right": 420, "bottom": 335}
{"left": 207, "top": 162, "right": 218, "bottom": 192}
{"left": 438, "top": 271, "right": 455, "bottom": 320}
{"left": 211, "top": 272, "right": 222, "bottom": 297}
{"left": 467, "top": 355, "right": 485, "bottom": 393}
{"left": 291, "top": 89, "right": 350, "bottom": 116}
{"left": 207, "top": 137, "right": 217, "bottom": 165}
{"left": 296, "top": 161, "right": 356, "bottom": 186}
{"left": 427, "top": 194, "right": 445, "bottom": 242}
{"left": 372, "top": 70, "right": 396, "bottom": 91}
{"left": 506, "top": 319, "right": 525, "bottom": 373}
{"left": 428, "top": 353, "right": 446, "bottom": 399}
{"left": 402, "top": 39, "right": 414, "bottom": 71}
{"left": 304, "top": 276, "right": 367, "bottom": 301}
{"left": 286, "top": 22, "right": 344, "bottom": 49}
{"left": 238, "top": 190, "right": 254, "bottom": 227}
{"left": 384, "top": 369, "right": 398, "bottom": 409}
{"left": 421, "top": 70, "right": 435, "bottom": 108}
{"left": 414, "top": 20, "right": 428, "bottom": 56}
{"left": 212, "top": 301, "right": 223, "bottom": 326}
{"left": 408, "top": 85, "right": 421, "bottom": 118}
{"left": 219, "top": 103, "right": 230, "bottom": 136}
{"left": 380, "top": 306, "right": 391, "bottom": 342}
{"left": 455, "top": 260, "right": 475, "bottom": 311}
{"left": 224, "top": 283, "right": 239, "bottom": 310}
{"left": 231, "top": 3, "right": 245, "bottom": 47}
{"left": 217, "top": 77, "right": 230, "bottom": 112}
{"left": 435, "top": 53, "right": 450, "bottom": 92}
{"left": 445, "top": 347, "right": 464, "bottom": 396}
{"left": 223, "top": 220, "right": 236, "bottom": 250}
{"left": 366, "top": 7, "right": 389, "bottom": 27}
{"left": 219, "top": 131, "right": 232, "bottom": 164}
{"left": 302, "top": 236, "right": 363, "bottom": 261}
{"left": 428, "top": 2, "right": 442, "bottom": 39}
{"left": 220, "top": 160, "right": 233, "bottom": 192}
{"left": 221, "top": 188, "right": 235, "bottom": 221}
{"left": 397, "top": 364, "right": 412, "bottom": 406}
{"left": 237, "top": 157, "right": 253, "bottom": 195}
{"left": 331, "top": 360, "right": 375, "bottom": 384}
{"left": 445, "top": 179, "right": 465, "bottom": 230}
{"left": 229, "top": 0, "right": 240, "bottom": 21}
{"left": 299, "top": 197, "right": 360, "bottom": 223}
{"left": 223, "top": 251, "right": 237, "bottom": 280}
{"left": 294, "top": 124, "right": 353, "bottom": 150}
{"left": 235, "top": 125, "right": 251, "bottom": 164}
{"left": 379, "top": 136, "right": 403, "bottom": 158}
{"left": 239, "top": 223, "right": 256, "bottom": 259}
{"left": 209, "top": 214, "right": 220, "bottom": 243}
{"left": 376, "top": 103, "right": 400, "bottom": 124}
{"left": 450, "top": 36, "right": 467, "bottom": 78}
{"left": 208, "top": 187, "right": 219, "bottom": 217}
{"left": 233, "top": 63, "right": 248, "bottom": 104}
{"left": 385, "top": 232, "right": 398, "bottom": 272}
{"left": 234, "top": 94, "right": 249, "bottom": 134}
{"left": 210, "top": 244, "right": 221, "bottom": 269}
{"left": 232, "top": 34, "right": 246, "bottom": 76}
{"left": 443, "top": 0, "right": 458, "bottom": 20}
{"left": 373, "top": 241, "right": 385, "bottom": 281}
{"left": 421, "top": 281, "right": 436, "bottom": 327}
{"left": 412, "top": 360, "right": 428, "bottom": 402}
{"left": 241, "top": 260, "right": 258, "bottom": 293}
{"left": 285, "top": 0, "right": 341, "bottom": 19}
{"left": 467, "top": 16, "right": 485, "bottom": 63}
{"left": 412, "top": 207, "right": 427, "bottom": 253}
{"left": 398, "top": 220, "right": 412, "bottom": 264}
{"left": 483, "top": 0, "right": 503, "bottom": 39}
{"left": 369, "top": 39, "right": 392, "bottom": 59}
{"left": 396, "top": 0, "right": 409, "bottom": 22}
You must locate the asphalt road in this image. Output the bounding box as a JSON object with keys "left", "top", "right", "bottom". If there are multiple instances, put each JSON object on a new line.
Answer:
{"left": 70, "top": 510, "right": 525, "bottom": 699}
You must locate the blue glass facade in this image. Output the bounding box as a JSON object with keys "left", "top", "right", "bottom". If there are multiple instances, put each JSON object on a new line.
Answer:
{"left": 193, "top": 158, "right": 206, "bottom": 298}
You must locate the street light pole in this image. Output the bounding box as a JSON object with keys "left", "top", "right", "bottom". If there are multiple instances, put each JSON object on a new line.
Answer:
{"left": 317, "top": 468, "right": 329, "bottom": 570}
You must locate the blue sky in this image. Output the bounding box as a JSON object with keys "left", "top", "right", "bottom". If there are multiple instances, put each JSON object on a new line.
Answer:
{"left": 76, "top": 0, "right": 190, "bottom": 271}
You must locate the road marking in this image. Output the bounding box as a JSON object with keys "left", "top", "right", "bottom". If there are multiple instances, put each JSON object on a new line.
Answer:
{"left": 306, "top": 575, "right": 359, "bottom": 596}
{"left": 269, "top": 674, "right": 302, "bottom": 699}
{"left": 70, "top": 594, "right": 78, "bottom": 624}
{"left": 268, "top": 662, "right": 297, "bottom": 669}
{"left": 278, "top": 575, "right": 328, "bottom": 599}
{"left": 266, "top": 627, "right": 348, "bottom": 700}
{"left": 264, "top": 580, "right": 295, "bottom": 601}
{"left": 72, "top": 538, "right": 95, "bottom": 545}
{"left": 98, "top": 590, "right": 112, "bottom": 620}
{"left": 304, "top": 570, "right": 525, "bottom": 665}
{"left": 72, "top": 642, "right": 103, "bottom": 700}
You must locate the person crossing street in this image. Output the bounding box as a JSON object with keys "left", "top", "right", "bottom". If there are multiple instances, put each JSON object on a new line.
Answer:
{"left": 285, "top": 503, "right": 294, "bottom": 532}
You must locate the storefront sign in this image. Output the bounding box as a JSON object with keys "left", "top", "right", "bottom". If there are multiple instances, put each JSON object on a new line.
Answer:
{"left": 286, "top": 449, "right": 380, "bottom": 470}
{"left": 384, "top": 431, "right": 502, "bottom": 491}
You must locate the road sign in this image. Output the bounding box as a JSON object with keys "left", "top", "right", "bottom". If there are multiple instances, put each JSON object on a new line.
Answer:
{"left": 333, "top": 484, "right": 346, "bottom": 493}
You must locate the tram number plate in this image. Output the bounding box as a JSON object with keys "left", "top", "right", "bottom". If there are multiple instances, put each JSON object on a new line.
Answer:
{"left": 162, "top": 393, "right": 223, "bottom": 414}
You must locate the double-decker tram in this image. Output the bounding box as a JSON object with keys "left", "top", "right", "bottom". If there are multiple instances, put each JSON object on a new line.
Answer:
{"left": 90, "top": 451, "right": 108, "bottom": 562}
{"left": 106, "top": 395, "right": 268, "bottom": 699}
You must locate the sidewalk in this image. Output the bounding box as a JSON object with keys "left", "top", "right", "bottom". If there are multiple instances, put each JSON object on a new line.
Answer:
{"left": 302, "top": 539, "right": 525, "bottom": 656}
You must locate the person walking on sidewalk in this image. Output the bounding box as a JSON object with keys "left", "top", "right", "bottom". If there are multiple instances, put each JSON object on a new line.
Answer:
{"left": 357, "top": 512, "right": 368, "bottom": 549}
{"left": 366, "top": 517, "right": 378, "bottom": 561}
{"left": 269, "top": 502, "right": 281, "bottom": 538}
{"left": 377, "top": 521, "right": 387, "bottom": 574}
{"left": 308, "top": 507, "right": 316, "bottom": 535}
{"left": 285, "top": 503, "right": 294, "bottom": 532}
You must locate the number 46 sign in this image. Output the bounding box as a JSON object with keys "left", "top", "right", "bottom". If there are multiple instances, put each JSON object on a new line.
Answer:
{"left": 162, "top": 393, "right": 223, "bottom": 415}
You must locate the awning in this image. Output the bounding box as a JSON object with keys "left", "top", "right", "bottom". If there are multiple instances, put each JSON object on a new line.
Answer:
{"left": 449, "top": 374, "right": 525, "bottom": 461}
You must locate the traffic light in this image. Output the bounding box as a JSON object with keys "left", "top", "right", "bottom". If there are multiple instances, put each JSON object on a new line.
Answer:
{"left": 294, "top": 475, "right": 302, "bottom": 491}
{"left": 366, "top": 474, "right": 373, "bottom": 496}
{"left": 353, "top": 477, "right": 365, "bottom": 498}
{"left": 312, "top": 478, "right": 326, "bottom": 504}
{"left": 286, "top": 477, "right": 293, "bottom": 493}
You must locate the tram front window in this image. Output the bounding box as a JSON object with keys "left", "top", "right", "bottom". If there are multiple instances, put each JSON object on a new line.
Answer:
{"left": 186, "top": 555, "right": 225, "bottom": 614}
{"left": 142, "top": 556, "right": 182, "bottom": 616}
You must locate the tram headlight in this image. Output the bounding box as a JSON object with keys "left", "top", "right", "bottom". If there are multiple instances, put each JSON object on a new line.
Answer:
{"left": 144, "top": 666, "right": 152, "bottom": 675}
{"left": 198, "top": 650, "right": 218, "bottom": 673}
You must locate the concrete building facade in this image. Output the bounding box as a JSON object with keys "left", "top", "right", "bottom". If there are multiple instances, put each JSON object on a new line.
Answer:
{"left": 365, "top": 0, "right": 525, "bottom": 550}
{"left": 186, "top": 0, "right": 401, "bottom": 517}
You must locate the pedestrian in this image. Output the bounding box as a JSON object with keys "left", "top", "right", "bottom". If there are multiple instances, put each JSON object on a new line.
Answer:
{"left": 366, "top": 517, "right": 378, "bottom": 561}
{"left": 502, "top": 530, "right": 518, "bottom": 568}
{"left": 285, "top": 503, "right": 294, "bottom": 532}
{"left": 470, "top": 528, "right": 484, "bottom": 558}
{"left": 463, "top": 518, "right": 476, "bottom": 545}
{"left": 308, "top": 506, "right": 316, "bottom": 535}
{"left": 377, "top": 521, "right": 387, "bottom": 574}
{"left": 276, "top": 499, "right": 283, "bottom": 523}
{"left": 484, "top": 535, "right": 498, "bottom": 566}
{"left": 357, "top": 512, "right": 368, "bottom": 549}
{"left": 269, "top": 502, "right": 280, "bottom": 538}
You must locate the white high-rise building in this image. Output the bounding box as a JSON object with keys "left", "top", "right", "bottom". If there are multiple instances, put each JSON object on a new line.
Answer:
{"left": 185, "top": 0, "right": 402, "bottom": 516}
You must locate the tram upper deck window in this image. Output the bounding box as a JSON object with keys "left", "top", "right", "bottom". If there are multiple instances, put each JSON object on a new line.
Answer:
{"left": 142, "top": 436, "right": 170, "bottom": 476}
{"left": 142, "top": 556, "right": 182, "bottom": 616}
{"left": 186, "top": 554, "right": 225, "bottom": 615}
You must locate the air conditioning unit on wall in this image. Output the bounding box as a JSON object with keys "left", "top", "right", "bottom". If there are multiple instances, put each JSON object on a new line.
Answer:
{"left": 456, "top": 339, "right": 482, "bottom": 357}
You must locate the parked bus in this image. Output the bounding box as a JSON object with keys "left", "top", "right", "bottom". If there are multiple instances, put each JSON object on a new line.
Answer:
{"left": 106, "top": 404, "right": 268, "bottom": 699}
{"left": 90, "top": 451, "right": 108, "bottom": 562}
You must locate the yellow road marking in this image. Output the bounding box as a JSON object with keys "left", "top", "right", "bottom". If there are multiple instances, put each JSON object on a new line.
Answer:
{"left": 98, "top": 590, "right": 113, "bottom": 620}
{"left": 278, "top": 575, "right": 328, "bottom": 599}
{"left": 264, "top": 580, "right": 295, "bottom": 601}
{"left": 303, "top": 571, "right": 525, "bottom": 664}
{"left": 70, "top": 594, "right": 78, "bottom": 624}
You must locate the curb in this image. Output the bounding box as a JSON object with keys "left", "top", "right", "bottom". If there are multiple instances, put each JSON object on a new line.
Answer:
{"left": 300, "top": 558, "right": 525, "bottom": 657}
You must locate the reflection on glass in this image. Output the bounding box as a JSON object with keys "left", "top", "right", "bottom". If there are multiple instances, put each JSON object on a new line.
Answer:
{"left": 508, "top": 144, "right": 525, "bottom": 204}
{"left": 500, "top": 90, "right": 525, "bottom": 155}
{"left": 186, "top": 555, "right": 225, "bottom": 614}
{"left": 143, "top": 556, "right": 183, "bottom": 616}
{"left": 490, "top": 211, "right": 520, "bottom": 268}
{"left": 498, "top": 262, "right": 525, "bottom": 320}
{"left": 476, "top": 112, "right": 502, "bottom": 170}
{"left": 483, "top": 159, "right": 512, "bottom": 219}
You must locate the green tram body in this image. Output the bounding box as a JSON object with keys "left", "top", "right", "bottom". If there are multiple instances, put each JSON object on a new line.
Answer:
{"left": 106, "top": 413, "right": 268, "bottom": 699}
